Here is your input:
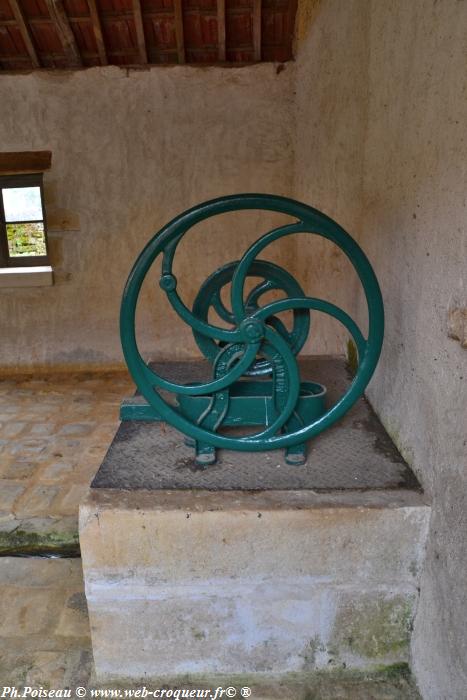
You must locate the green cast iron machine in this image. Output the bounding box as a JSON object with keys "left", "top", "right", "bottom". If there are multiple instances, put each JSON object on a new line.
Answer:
{"left": 120, "top": 194, "right": 384, "bottom": 466}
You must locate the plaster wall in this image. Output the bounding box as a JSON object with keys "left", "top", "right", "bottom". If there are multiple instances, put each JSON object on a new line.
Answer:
{"left": 0, "top": 64, "right": 295, "bottom": 370}
{"left": 359, "top": 3, "right": 467, "bottom": 698}
{"left": 293, "top": 0, "right": 369, "bottom": 355}
{"left": 295, "top": 1, "right": 467, "bottom": 697}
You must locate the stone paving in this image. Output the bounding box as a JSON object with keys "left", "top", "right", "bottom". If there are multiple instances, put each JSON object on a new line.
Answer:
{"left": 0, "top": 371, "right": 133, "bottom": 553}
{"left": 0, "top": 558, "right": 92, "bottom": 687}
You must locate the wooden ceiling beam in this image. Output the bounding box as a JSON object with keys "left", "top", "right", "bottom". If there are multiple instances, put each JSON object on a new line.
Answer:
{"left": 252, "top": 0, "right": 261, "bottom": 62}
{"left": 87, "top": 0, "right": 107, "bottom": 65}
{"left": 44, "top": 0, "right": 82, "bottom": 67}
{"left": 173, "top": 0, "right": 185, "bottom": 64}
{"left": 8, "top": 0, "right": 40, "bottom": 68}
{"left": 217, "top": 0, "right": 225, "bottom": 61}
{"left": 132, "top": 0, "right": 147, "bottom": 64}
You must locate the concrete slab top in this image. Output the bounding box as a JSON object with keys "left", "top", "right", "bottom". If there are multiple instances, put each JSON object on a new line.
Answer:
{"left": 91, "top": 357, "right": 421, "bottom": 492}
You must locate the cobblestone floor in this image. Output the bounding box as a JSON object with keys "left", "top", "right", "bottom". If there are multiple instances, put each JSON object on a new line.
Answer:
{"left": 0, "top": 558, "right": 92, "bottom": 687}
{"left": 0, "top": 371, "right": 133, "bottom": 553}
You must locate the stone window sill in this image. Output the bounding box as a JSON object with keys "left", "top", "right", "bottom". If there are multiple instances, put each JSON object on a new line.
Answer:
{"left": 0, "top": 265, "right": 54, "bottom": 288}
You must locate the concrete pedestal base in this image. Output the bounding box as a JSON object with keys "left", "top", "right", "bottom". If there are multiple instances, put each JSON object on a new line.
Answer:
{"left": 80, "top": 359, "right": 430, "bottom": 681}
{"left": 80, "top": 488, "right": 429, "bottom": 681}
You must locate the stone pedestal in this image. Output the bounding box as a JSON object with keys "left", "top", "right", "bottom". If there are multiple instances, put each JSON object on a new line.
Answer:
{"left": 79, "top": 359, "right": 430, "bottom": 682}
{"left": 80, "top": 489, "right": 428, "bottom": 681}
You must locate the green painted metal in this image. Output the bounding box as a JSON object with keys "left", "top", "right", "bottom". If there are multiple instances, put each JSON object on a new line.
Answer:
{"left": 120, "top": 396, "right": 162, "bottom": 421}
{"left": 192, "top": 259, "right": 310, "bottom": 376}
{"left": 178, "top": 381, "right": 325, "bottom": 428}
{"left": 120, "top": 194, "right": 384, "bottom": 465}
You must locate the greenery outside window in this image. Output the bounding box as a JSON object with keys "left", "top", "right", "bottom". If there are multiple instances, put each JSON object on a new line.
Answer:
{"left": 0, "top": 173, "right": 49, "bottom": 267}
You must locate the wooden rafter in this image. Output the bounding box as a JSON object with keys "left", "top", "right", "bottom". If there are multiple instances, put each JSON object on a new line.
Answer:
{"left": 253, "top": 0, "right": 261, "bottom": 62}
{"left": 173, "top": 0, "right": 185, "bottom": 65}
{"left": 44, "top": 0, "right": 82, "bottom": 67}
{"left": 217, "top": 0, "right": 226, "bottom": 62}
{"left": 9, "top": 0, "right": 40, "bottom": 68}
{"left": 132, "top": 0, "right": 148, "bottom": 64}
{"left": 87, "top": 0, "right": 107, "bottom": 66}
{"left": 0, "top": 0, "right": 297, "bottom": 71}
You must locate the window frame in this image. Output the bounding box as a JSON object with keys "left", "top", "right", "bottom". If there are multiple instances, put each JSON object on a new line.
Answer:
{"left": 0, "top": 173, "right": 49, "bottom": 268}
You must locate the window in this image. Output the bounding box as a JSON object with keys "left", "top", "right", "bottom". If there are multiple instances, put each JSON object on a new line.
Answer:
{"left": 0, "top": 173, "right": 49, "bottom": 267}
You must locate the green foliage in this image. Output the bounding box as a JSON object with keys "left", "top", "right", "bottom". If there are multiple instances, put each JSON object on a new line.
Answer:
{"left": 0, "top": 528, "right": 79, "bottom": 556}
{"left": 347, "top": 338, "right": 359, "bottom": 377}
{"left": 7, "top": 222, "right": 46, "bottom": 257}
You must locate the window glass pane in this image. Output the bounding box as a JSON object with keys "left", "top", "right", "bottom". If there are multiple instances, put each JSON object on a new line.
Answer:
{"left": 2, "top": 186, "right": 43, "bottom": 222}
{"left": 7, "top": 222, "right": 46, "bottom": 257}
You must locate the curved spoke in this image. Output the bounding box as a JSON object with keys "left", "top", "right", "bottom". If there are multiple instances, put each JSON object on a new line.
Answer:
{"left": 166, "top": 290, "right": 240, "bottom": 343}
{"left": 160, "top": 243, "right": 239, "bottom": 341}
{"left": 211, "top": 290, "right": 235, "bottom": 325}
{"left": 161, "top": 238, "right": 181, "bottom": 275}
{"left": 141, "top": 341, "right": 259, "bottom": 396}
{"left": 246, "top": 279, "right": 278, "bottom": 309}
{"left": 266, "top": 315, "right": 292, "bottom": 343}
{"left": 231, "top": 222, "right": 307, "bottom": 322}
{"left": 253, "top": 297, "right": 366, "bottom": 359}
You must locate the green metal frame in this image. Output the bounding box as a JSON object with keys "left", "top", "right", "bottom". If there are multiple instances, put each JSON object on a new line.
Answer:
{"left": 120, "top": 194, "right": 384, "bottom": 454}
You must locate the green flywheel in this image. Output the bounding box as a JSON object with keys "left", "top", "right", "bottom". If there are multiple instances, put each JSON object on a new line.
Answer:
{"left": 120, "top": 194, "right": 384, "bottom": 466}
